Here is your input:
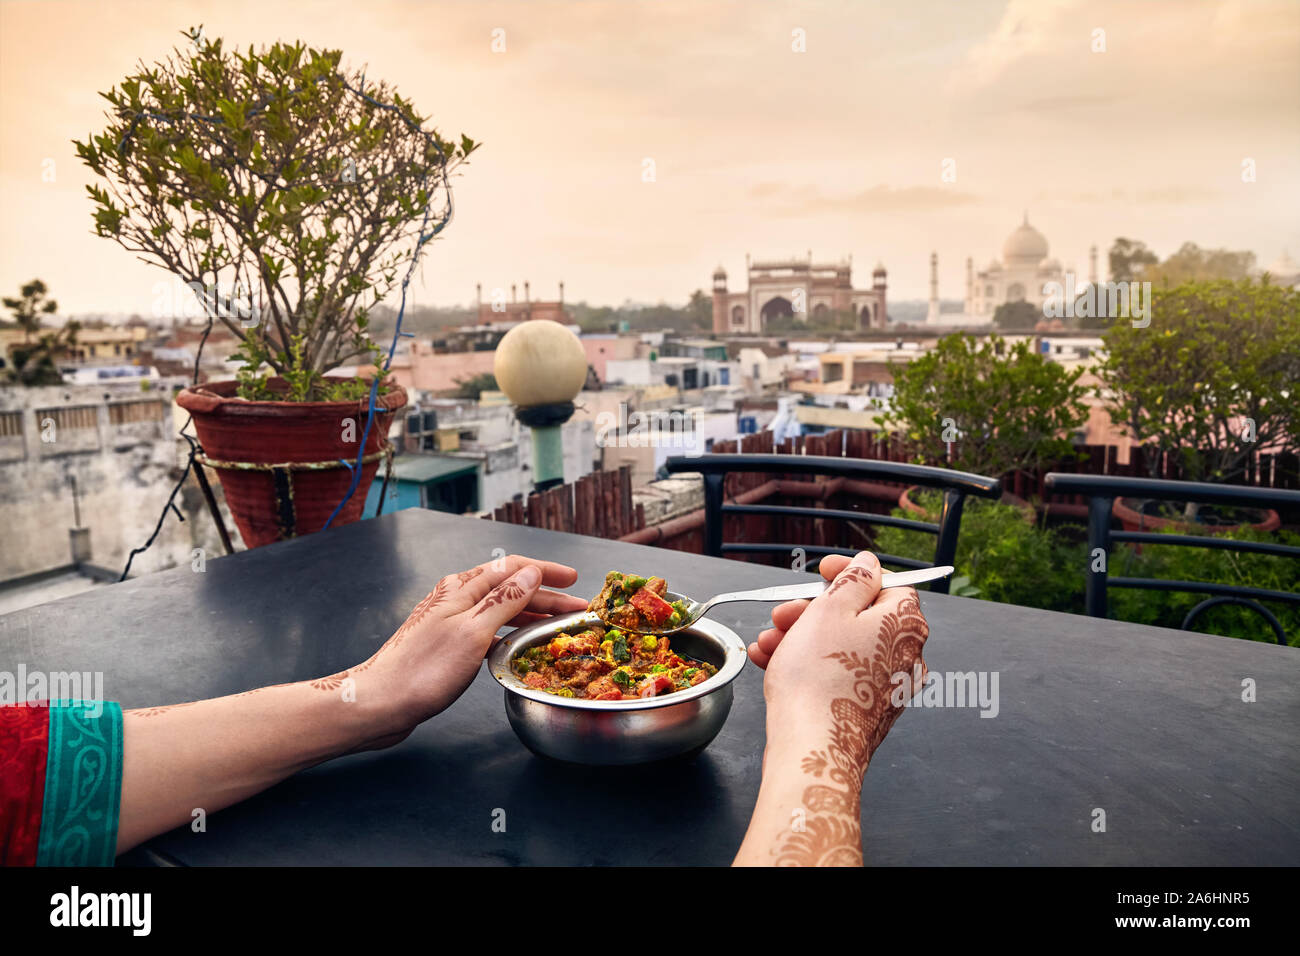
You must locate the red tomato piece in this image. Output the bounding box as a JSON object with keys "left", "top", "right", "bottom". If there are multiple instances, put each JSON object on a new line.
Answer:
{"left": 629, "top": 588, "right": 674, "bottom": 626}
{"left": 593, "top": 690, "right": 623, "bottom": 701}
{"left": 637, "top": 674, "right": 675, "bottom": 698}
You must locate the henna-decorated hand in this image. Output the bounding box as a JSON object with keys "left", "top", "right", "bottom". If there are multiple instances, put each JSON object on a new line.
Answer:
{"left": 734, "top": 551, "right": 930, "bottom": 866}
{"left": 753, "top": 551, "right": 929, "bottom": 758}
{"left": 351, "top": 555, "right": 588, "bottom": 739}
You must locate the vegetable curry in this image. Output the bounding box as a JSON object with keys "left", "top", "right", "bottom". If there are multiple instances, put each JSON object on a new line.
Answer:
{"left": 511, "top": 571, "right": 717, "bottom": 700}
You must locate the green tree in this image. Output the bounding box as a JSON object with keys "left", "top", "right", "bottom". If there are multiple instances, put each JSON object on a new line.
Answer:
{"left": 2, "top": 280, "right": 80, "bottom": 386}
{"left": 75, "top": 27, "right": 477, "bottom": 402}
{"left": 875, "top": 333, "right": 1090, "bottom": 478}
{"left": 685, "top": 289, "right": 712, "bottom": 329}
{"left": 3, "top": 279, "right": 59, "bottom": 343}
{"left": 1142, "top": 242, "right": 1256, "bottom": 286}
{"left": 1097, "top": 278, "right": 1300, "bottom": 482}
{"left": 992, "top": 300, "right": 1040, "bottom": 330}
{"left": 1109, "top": 238, "right": 1159, "bottom": 282}
{"left": 453, "top": 372, "right": 498, "bottom": 400}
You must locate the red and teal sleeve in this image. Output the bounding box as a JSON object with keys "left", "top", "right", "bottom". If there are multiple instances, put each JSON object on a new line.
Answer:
{"left": 1, "top": 700, "right": 123, "bottom": 867}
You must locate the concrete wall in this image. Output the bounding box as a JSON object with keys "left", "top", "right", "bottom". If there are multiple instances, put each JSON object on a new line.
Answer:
{"left": 388, "top": 345, "right": 498, "bottom": 394}
{"left": 0, "top": 382, "right": 236, "bottom": 581}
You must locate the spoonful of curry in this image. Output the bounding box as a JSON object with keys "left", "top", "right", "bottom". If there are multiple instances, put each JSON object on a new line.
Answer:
{"left": 589, "top": 565, "right": 955, "bottom": 637}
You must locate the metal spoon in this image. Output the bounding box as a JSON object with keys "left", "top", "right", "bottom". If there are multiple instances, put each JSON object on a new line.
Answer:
{"left": 603, "top": 565, "right": 955, "bottom": 636}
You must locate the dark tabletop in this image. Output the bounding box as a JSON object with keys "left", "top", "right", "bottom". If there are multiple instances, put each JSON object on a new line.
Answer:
{"left": 2, "top": 508, "right": 1297, "bottom": 866}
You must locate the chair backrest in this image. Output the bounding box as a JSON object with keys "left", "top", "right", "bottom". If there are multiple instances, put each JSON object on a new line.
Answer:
{"left": 1043, "top": 472, "right": 1300, "bottom": 643}
{"left": 664, "top": 453, "right": 1001, "bottom": 594}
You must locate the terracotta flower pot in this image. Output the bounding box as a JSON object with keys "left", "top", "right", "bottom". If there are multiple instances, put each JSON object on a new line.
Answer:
{"left": 176, "top": 377, "right": 408, "bottom": 548}
{"left": 1112, "top": 497, "right": 1280, "bottom": 536}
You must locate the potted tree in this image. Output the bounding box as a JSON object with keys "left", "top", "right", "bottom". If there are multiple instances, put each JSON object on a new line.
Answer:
{"left": 76, "top": 28, "right": 477, "bottom": 546}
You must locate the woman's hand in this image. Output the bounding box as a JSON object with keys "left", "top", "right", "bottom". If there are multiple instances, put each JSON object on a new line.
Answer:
{"left": 734, "top": 551, "right": 930, "bottom": 866}
{"left": 757, "top": 551, "right": 929, "bottom": 746}
{"left": 115, "top": 554, "right": 587, "bottom": 855}
{"left": 352, "top": 555, "right": 589, "bottom": 739}
{"left": 747, "top": 553, "right": 852, "bottom": 670}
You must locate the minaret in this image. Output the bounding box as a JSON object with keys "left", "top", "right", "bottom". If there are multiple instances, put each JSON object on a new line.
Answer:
{"left": 965, "top": 256, "right": 974, "bottom": 313}
{"left": 926, "top": 251, "right": 939, "bottom": 324}
{"left": 712, "top": 265, "right": 728, "bottom": 334}
{"left": 1089, "top": 244, "right": 1098, "bottom": 284}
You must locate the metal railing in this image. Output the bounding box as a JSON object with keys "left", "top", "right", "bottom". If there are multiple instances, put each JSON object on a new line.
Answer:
{"left": 1044, "top": 473, "right": 1300, "bottom": 643}
{"left": 664, "top": 454, "right": 1001, "bottom": 594}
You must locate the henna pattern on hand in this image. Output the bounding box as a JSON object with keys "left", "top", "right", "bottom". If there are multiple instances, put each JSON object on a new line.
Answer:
{"left": 826, "top": 565, "right": 874, "bottom": 599}
{"left": 351, "top": 566, "right": 495, "bottom": 675}
{"left": 230, "top": 682, "right": 293, "bottom": 699}
{"left": 365, "top": 574, "right": 460, "bottom": 666}
{"left": 127, "top": 700, "right": 199, "bottom": 718}
{"left": 774, "top": 591, "right": 928, "bottom": 866}
{"left": 472, "top": 580, "right": 527, "bottom": 617}
{"left": 354, "top": 566, "right": 492, "bottom": 671}
{"left": 310, "top": 671, "right": 350, "bottom": 692}
{"left": 457, "top": 567, "right": 486, "bottom": 587}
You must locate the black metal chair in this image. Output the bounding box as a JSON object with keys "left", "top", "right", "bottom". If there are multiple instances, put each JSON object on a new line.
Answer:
{"left": 663, "top": 453, "right": 1001, "bottom": 594}
{"left": 1043, "top": 473, "right": 1300, "bottom": 644}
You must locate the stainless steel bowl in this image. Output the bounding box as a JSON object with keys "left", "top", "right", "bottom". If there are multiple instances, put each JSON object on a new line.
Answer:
{"left": 487, "top": 610, "right": 748, "bottom": 765}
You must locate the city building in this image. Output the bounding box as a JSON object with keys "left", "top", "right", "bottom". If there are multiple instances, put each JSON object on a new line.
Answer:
{"left": 711, "top": 254, "right": 888, "bottom": 334}
{"left": 474, "top": 281, "right": 570, "bottom": 325}
{"left": 0, "top": 323, "right": 150, "bottom": 373}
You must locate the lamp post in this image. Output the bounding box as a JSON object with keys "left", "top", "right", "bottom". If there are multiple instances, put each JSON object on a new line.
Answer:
{"left": 493, "top": 320, "right": 587, "bottom": 491}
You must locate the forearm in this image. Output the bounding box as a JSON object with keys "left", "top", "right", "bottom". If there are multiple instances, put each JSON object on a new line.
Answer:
{"left": 116, "top": 678, "right": 402, "bottom": 855}
{"left": 734, "top": 711, "right": 868, "bottom": 867}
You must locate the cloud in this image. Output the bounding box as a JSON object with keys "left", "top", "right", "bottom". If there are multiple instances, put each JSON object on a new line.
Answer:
{"left": 1033, "top": 185, "right": 1222, "bottom": 205}
{"left": 948, "top": 0, "right": 1079, "bottom": 91}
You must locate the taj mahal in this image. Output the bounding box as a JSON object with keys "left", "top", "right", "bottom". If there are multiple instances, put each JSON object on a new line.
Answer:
{"left": 926, "top": 214, "right": 1097, "bottom": 327}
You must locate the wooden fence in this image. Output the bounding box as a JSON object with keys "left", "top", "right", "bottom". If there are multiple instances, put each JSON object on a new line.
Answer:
{"left": 485, "top": 464, "right": 645, "bottom": 538}
{"left": 481, "top": 429, "right": 1299, "bottom": 539}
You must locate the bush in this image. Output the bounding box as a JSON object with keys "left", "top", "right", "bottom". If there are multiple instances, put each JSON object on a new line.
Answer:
{"left": 1107, "top": 527, "right": 1300, "bottom": 646}
{"left": 872, "top": 492, "right": 1087, "bottom": 614}
{"left": 871, "top": 491, "right": 1299, "bottom": 645}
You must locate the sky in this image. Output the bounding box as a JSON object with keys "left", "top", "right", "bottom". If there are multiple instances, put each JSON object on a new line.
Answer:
{"left": 1, "top": 0, "right": 1298, "bottom": 316}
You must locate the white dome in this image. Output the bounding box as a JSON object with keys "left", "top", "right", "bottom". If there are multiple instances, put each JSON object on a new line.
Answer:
{"left": 1002, "top": 214, "right": 1049, "bottom": 264}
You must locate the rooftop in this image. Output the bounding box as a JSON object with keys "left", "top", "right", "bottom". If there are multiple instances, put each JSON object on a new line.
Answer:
{"left": 389, "top": 455, "right": 480, "bottom": 484}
